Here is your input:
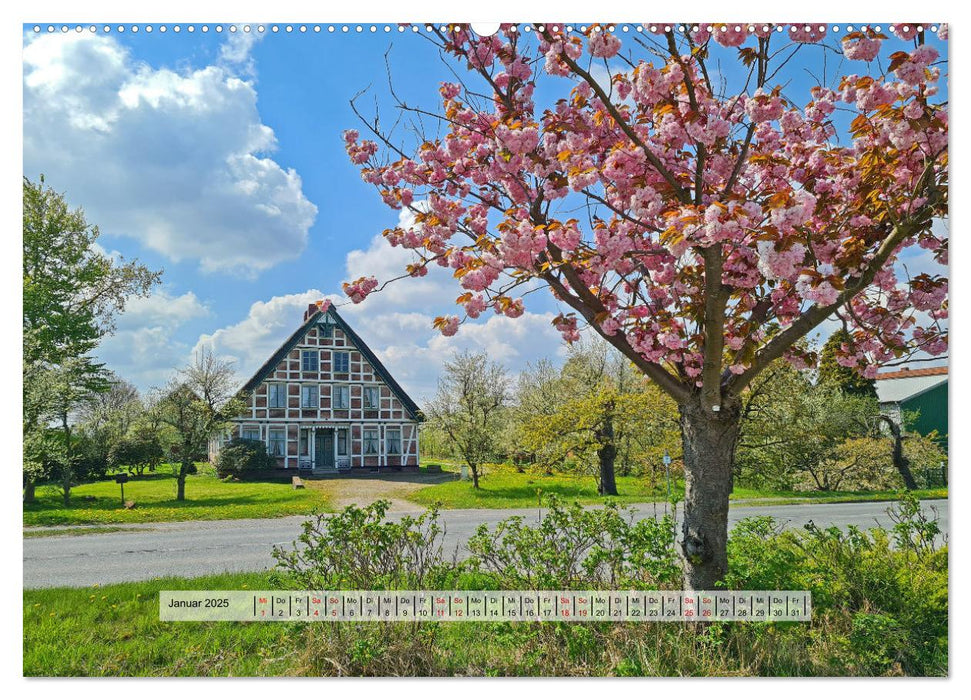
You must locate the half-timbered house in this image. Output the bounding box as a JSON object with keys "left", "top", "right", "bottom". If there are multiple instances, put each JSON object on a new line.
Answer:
{"left": 211, "top": 301, "right": 422, "bottom": 473}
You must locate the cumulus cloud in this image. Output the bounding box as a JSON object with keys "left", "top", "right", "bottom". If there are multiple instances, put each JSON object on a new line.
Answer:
{"left": 97, "top": 290, "right": 211, "bottom": 390}
{"left": 23, "top": 32, "right": 317, "bottom": 275}
{"left": 193, "top": 231, "right": 567, "bottom": 400}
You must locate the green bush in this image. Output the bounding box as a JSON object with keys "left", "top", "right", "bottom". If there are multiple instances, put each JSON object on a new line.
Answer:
{"left": 467, "top": 496, "right": 680, "bottom": 588}
{"left": 725, "top": 493, "right": 947, "bottom": 675}
{"left": 270, "top": 493, "right": 947, "bottom": 676}
{"left": 214, "top": 438, "right": 275, "bottom": 478}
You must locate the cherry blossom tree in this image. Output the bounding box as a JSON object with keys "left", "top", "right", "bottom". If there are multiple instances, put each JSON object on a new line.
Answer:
{"left": 341, "top": 22, "right": 948, "bottom": 588}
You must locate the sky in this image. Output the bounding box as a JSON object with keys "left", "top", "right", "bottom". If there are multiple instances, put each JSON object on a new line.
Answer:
{"left": 22, "top": 23, "right": 948, "bottom": 401}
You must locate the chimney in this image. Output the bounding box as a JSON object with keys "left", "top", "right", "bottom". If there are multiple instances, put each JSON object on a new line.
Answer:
{"left": 304, "top": 303, "right": 318, "bottom": 322}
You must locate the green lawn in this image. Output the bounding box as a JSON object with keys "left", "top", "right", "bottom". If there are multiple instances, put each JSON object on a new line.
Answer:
{"left": 409, "top": 471, "right": 673, "bottom": 509}
{"left": 23, "top": 466, "right": 332, "bottom": 527}
{"left": 408, "top": 466, "right": 947, "bottom": 509}
{"left": 24, "top": 571, "right": 300, "bottom": 676}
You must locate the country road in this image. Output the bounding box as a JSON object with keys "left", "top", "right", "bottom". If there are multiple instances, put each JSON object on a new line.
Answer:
{"left": 23, "top": 499, "right": 948, "bottom": 589}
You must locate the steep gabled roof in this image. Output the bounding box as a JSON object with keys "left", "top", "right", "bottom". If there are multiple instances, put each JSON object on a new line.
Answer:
{"left": 239, "top": 306, "right": 422, "bottom": 420}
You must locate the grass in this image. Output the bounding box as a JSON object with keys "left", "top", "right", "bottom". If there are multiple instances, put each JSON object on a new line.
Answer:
{"left": 24, "top": 565, "right": 946, "bottom": 677}
{"left": 408, "top": 465, "right": 948, "bottom": 510}
{"left": 24, "top": 571, "right": 301, "bottom": 677}
{"left": 23, "top": 465, "right": 332, "bottom": 527}
{"left": 409, "top": 471, "right": 669, "bottom": 509}
{"left": 23, "top": 526, "right": 142, "bottom": 538}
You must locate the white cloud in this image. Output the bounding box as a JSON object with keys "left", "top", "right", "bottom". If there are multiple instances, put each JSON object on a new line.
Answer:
{"left": 23, "top": 32, "right": 317, "bottom": 276}
{"left": 96, "top": 290, "right": 211, "bottom": 391}
{"left": 192, "top": 230, "right": 568, "bottom": 401}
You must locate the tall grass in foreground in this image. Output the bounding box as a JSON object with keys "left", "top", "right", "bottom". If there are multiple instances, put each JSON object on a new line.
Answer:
{"left": 24, "top": 494, "right": 946, "bottom": 676}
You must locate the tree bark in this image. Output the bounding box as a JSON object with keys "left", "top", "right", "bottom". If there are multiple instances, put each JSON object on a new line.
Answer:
{"left": 679, "top": 396, "right": 742, "bottom": 590}
{"left": 878, "top": 416, "right": 918, "bottom": 490}
{"left": 597, "top": 412, "right": 618, "bottom": 496}
{"left": 176, "top": 458, "right": 190, "bottom": 501}
{"left": 24, "top": 478, "right": 36, "bottom": 504}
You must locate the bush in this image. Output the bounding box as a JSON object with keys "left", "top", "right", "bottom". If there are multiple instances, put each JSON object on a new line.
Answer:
{"left": 272, "top": 493, "right": 947, "bottom": 676}
{"left": 214, "top": 438, "right": 275, "bottom": 478}
{"left": 109, "top": 434, "right": 164, "bottom": 476}
{"left": 725, "top": 493, "right": 947, "bottom": 675}
{"left": 467, "top": 496, "right": 680, "bottom": 589}
{"left": 273, "top": 500, "right": 450, "bottom": 589}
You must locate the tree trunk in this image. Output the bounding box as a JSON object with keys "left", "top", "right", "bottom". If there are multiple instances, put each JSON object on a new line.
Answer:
{"left": 597, "top": 413, "right": 618, "bottom": 496}
{"left": 470, "top": 464, "right": 480, "bottom": 489}
{"left": 176, "top": 459, "right": 189, "bottom": 501}
{"left": 61, "top": 412, "right": 72, "bottom": 506}
{"left": 879, "top": 416, "right": 918, "bottom": 490}
{"left": 24, "top": 479, "right": 36, "bottom": 504}
{"left": 679, "top": 397, "right": 742, "bottom": 590}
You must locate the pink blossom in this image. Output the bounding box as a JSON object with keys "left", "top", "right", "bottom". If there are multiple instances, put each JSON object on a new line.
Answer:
{"left": 713, "top": 25, "right": 749, "bottom": 48}
{"left": 788, "top": 24, "right": 827, "bottom": 43}
{"left": 842, "top": 34, "right": 882, "bottom": 62}
{"left": 745, "top": 90, "right": 784, "bottom": 123}
{"left": 588, "top": 29, "right": 621, "bottom": 59}
{"left": 343, "top": 276, "right": 379, "bottom": 304}
{"left": 440, "top": 316, "right": 460, "bottom": 337}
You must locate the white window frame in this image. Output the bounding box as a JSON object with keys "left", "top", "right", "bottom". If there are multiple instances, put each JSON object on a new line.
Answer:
{"left": 268, "top": 383, "right": 286, "bottom": 408}
{"left": 363, "top": 429, "right": 379, "bottom": 455}
{"left": 337, "top": 429, "right": 349, "bottom": 456}
{"left": 334, "top": 385, "right": 350, "bottom": 409}
{"left": 363, "top": 386, "right": 380, "bottom": 409}
{"left": 333, "top": 350, "right": 350, "bottom": 373}
{"left": 268, "top": 429, "right": 287, "bottom": 457}
{"left": 301, "top": 350, "right": 319, "bottom": 372}
{"left": 301, "top": 385, "right": 319, "bottom": 408}
{"left": 386, "top": 428, "right": 402, "bottom": 455}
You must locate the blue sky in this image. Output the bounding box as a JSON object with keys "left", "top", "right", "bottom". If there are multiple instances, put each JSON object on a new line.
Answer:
{"left": 22, "top": 24, "right": 947, "bottom": 399}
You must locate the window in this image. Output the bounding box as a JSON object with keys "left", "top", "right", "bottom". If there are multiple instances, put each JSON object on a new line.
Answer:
{"left": 386, "top": 429, "right": 402, "bottom": 455}
{"left": 364, "top": 386, "right": 380, "bottom": 409}
{"left": 301, "top": 350, "right": 319, "bottom": 372}
{"left": 299, "top": 431, "right": 309, "bottom": 456}
{"left": 241, "top": 427, "right": 260, "bottom": 441}
{"left": 319, "top": 322, "right": 333, "bottom": 338}
{"left": 333, "top": 351, "right": 350, "bottom": 373}
{"left": 268, "top": 429, "right": 286, "bottom": 457}
{"left": 333, "top": 385, "right": 350, "bottom": 409}
{"left": 337, "top": 429, "right": 348, "bottom": 456}
{"left": 268, "top": 384, "right": 286, "bottom": 408}
{"left": 363, "top": 429, "right": 379, "bottom": 455}
{"left": 301, "top": 385, "right": 319, "bottom": 408}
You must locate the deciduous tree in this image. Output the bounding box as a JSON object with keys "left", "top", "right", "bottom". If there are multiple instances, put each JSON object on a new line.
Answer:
{"left": 427, "top": 351, "right": 509, "bottom": 488}
{"left": 159, "top": 352, "right": 245, "bottom": 501}
{"left": 343, "top": 24, "right": 947, "bottom": 587}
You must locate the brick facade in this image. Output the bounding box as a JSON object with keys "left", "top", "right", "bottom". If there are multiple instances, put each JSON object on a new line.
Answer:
{"left": 210, "top": 303, "right": 422, "bottom": 472}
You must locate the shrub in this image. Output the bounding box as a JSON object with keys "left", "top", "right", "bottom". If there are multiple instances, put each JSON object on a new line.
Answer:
{"left": 273, "top": 494, "right": 947, "bottom": 676}
{"left": 214, "top": 438, "right": 275, "bottom": 478}
{"left": 725, "top": 493, "right": 948, "bottom": 675}
{"left": 272, "top": 499, "right": 451, "bottom": 589}
{"left": 467, "top": 496, "right": 680, "bottom": 589}
{"left": 109, "top": 434, "right": 164, "bottom": 476}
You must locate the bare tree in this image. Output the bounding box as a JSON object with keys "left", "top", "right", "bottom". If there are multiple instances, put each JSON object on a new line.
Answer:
{"left": 159, "top": 351, "right": 245, "bottom": 501}
{"left": 427, "top": 351, "right": 508, "bottom": 489}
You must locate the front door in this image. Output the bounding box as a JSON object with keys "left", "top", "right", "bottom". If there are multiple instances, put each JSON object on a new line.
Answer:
{"left": 314, "top": 430, "right": 335, "bottom": 470}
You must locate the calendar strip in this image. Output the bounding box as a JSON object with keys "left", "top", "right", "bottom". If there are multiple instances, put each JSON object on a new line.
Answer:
{"left": 160, "top": 590, "right": 812, "bottom": 622}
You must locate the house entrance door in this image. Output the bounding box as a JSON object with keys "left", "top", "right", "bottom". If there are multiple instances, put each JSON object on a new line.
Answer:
{"left": 314, "top": 430, "right": 335, "bottom": 470}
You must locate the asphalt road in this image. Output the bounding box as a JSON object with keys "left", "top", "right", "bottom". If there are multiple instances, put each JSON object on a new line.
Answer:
{"left": 23, "top": 500, "right": 948, "bottom": 589}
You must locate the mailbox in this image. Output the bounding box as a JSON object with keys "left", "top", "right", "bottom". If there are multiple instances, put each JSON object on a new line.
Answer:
{"left": 114, "top": 474, "right": 130, "bottom": 484}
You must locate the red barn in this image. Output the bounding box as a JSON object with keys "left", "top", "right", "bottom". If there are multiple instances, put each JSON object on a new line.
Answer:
{"left": 212, "top": 302, "right": 422, "bottom": 473}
